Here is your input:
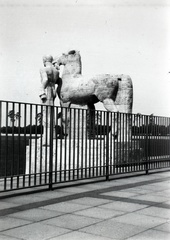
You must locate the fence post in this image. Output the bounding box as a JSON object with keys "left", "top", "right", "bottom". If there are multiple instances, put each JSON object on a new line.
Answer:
{"left": 49, "top": 105, "right": 54, "bottom": 190}
{"left": 106, "top": 111, "right": 110, "bottom": 181}
{"left": 145, "top": 115, "right": 149, "bottom": 174}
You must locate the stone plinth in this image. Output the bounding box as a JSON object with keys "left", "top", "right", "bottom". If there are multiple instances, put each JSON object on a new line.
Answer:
{"left": 66, "top": 104, "right": 88, "bottom": 139}
{"left": 26, "top": 138, "right": 144, "bottom": 175}
{"left": 26, "top": 139, "right": 106, "bottom": 174}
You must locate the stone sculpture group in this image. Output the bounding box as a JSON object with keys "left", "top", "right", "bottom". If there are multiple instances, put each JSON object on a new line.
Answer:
{"left": 39, "top": 50, "right": 133, "bottom": 143}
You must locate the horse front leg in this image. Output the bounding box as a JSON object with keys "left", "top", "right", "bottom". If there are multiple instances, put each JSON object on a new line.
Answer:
{"left": 102, "top": 98, "right": 119, "bottom": 139}
{"left": 60, "top": 101, "right": 71, "bottom": 137}
{"left": 87, "top": 103, "right": 96, "bottom": 139}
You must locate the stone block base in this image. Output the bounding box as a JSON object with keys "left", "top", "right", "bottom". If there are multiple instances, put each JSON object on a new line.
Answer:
{"left": 26, "top": 139, "right": 144, "bottom": 174}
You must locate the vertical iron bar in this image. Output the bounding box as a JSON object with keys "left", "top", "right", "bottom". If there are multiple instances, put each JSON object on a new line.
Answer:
{"left": 119, "top": 113, "right": 122, "bottom": 173}
{"left": 109, "top": 112, "right": 112, "bottom": 175}
{"left": 59, "top": 107, "right": 63, "bottom": 182}
{"left": 73, "top": 108, "right": 76, "bottom": 180}
{"left": 49, "top": 105, "right": 54, "bottom": 190}
{"left": 17, "top": 103, "right": 21, "bottom": 188}
{"left": 29, "top": 104, "right": 32, "bottom": 186}
{"left": 68, "top": 108, "right": 71, "bottom": 181}
{"left": 11, "top": 102, "right": 15, "bottom": 189}
{"left": 89, "top": 109, "right": 91, "bottom": 178}
{"left": 96, "top": 110, "right": 99, "bottom": 177}
{"left": 145, "top": 115, "right": 149, "bottom": 174}
{"left": 55, "top": 106, "right": 58, "bottom": 183}
{"left": 34, "top": 105, "right": 38, "bottom": 186}
{"left": 81, "top": 109, "right": 84, "bottom": 179}
{"left": 106, "top": 111, "right": 110, "bottom": 181}
{"left": 77, "top": 109, "right": 80, "bottom": 179}
{"left": 103, "top": 112, "right": 106, "bottom": 176}
{"left": 44, "top": 105, "right": 47, "bottom": 183}
{"left": 64, "top": 107, "right": 68, "bottom": 181}
{"left": 4, "top": 102, "right": 8, "bottom": 190}
{"left": 23, "top": 103, "right": 27, "bottom": 187}
{"left": 99, "top": 110, "right": 102, "bottom": 177}
{"left": 85, "top": 108, "right": 88, "bottom": 178}
{"left": 0, "top": 102, "right": 2, "bottom": 184}
{"left": 40, "top": 105, "right": 43, "bottom": 184}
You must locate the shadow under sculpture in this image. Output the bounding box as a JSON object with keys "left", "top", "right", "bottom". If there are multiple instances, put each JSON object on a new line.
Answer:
{"left": 54, "top": 50, "right": 133, "bottom": 140}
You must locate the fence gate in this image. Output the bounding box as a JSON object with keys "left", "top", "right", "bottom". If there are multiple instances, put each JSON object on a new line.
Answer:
{"left": 0, "top": 100, "right": 170, "bottom": 192}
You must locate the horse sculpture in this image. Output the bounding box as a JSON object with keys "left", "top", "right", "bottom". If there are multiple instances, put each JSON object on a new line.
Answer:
{"left": 54, "top": 50, "right": 133, "bottom": 138}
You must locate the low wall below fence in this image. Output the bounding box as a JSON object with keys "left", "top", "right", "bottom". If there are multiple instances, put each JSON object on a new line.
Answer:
{"left": 138, "top": 137, "right": 170, "bottom": 157}
{"left": 0, "top": 135, "right": 30, "bottom": 176}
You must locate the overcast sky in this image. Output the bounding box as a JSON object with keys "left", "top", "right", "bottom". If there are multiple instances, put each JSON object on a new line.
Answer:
{"left": 0, "top": 0, "right": 170, "bottom": 116}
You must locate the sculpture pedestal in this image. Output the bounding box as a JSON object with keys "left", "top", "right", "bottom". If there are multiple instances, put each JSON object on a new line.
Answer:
{"left": 26, "top": 138, "right": 144, "bottom": 175}
{"left": 26, "top": 139, "right": 106, "bottom": 174}
{"left": 67, "top": 105, "right": 88, "bottom": 139}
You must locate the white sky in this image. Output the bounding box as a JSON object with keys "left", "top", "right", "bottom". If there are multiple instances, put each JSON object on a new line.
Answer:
{"left": 0, "top": 0, "right": 170, "bottom": 116}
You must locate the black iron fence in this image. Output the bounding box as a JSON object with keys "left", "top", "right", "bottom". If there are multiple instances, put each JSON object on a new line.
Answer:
{"left": 0, "top": 100, "right": 170, "bottom": 192}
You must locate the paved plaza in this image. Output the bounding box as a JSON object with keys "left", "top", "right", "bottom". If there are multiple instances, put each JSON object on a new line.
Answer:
{"left": 0, "top": 170, "right": 170, "bottom": 240}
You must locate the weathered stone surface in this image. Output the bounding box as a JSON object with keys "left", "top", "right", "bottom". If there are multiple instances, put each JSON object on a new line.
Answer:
{"left": 55, "top": 50, "right": 133, "bottom": 138}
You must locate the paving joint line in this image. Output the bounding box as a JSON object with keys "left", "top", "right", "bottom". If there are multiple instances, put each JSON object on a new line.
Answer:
{"left": 0, "top": 175, "right": 170, "bottom": 216}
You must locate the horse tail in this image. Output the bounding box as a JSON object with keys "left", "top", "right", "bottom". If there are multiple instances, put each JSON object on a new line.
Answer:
{"left": 115, "top": 74, "right": 133, "bottom": 113}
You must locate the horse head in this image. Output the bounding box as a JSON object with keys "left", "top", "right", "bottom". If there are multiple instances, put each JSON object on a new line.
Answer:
{"left": 55, "top": 50, "right": 82, "bottom": 75}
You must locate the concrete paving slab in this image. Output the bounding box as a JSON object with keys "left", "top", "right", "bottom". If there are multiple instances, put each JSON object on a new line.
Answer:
{"left": 42, "top": 213, "right": 102, "bottom": 230}
{"left": 161, "top": 189, "right": 170, "bottom": 197}
{"left": 135, "top": 206, "right": 170, "bottom": 219}
{"left": 119, "top": 188, "right": 154, "bottom": 195}
{"left": 2, "top": 195, "right": 45, "bottom": 205}
{"left": 112, "top": 212, "right": 167, "bottom": 228}
{"left": 2, "top": 222, "right": 70, "bottom": 240}
{"left": 146, "top": 190, "right": 170, "bottom": 198}
{"left": 131, "top": 185, "right": 165, "bottom": 192}
{"left": 7, "top": 208, "right": 64, "bottom": 222}
{"left": 0, "top": 216, "right": 31, "bottom": 231}
{"left": 130, "top": 194, "right": 169, "bottom": 203}
{"left": 74, "top": 206, "right": 124, "bottom": 219}
{"left": 68, "top": 197, "right": 112, "bottom": 206}
{"left": 80, "top": 220, "right": 146, "bottom": 239}
{"left": 101, "top": 191, "right": 138, "bottom": 198}
{"left": 0, "top": 234, "right": 20, "bottom": 240}
{"left": 154, "top": 221, "right": 170, "bottom": 233}
{"left": 27, "top": 191, "right": 73, "bottom": 199}
{"left": 126, "top": 229, "right": 170, "bottom": 240}
{"left": 98, "top": 201, "right": 148, "bottom": 212}
{"left": 0, "top": 202, "right": 20, "bottom": 210}
{"left": 58, "top": 187, "right": 92, "bottom": 194}
{"left": 40, "top": 202, "right": 90, "bottom": 213}
{"left": 48, "top": 231, "right": 112, "bottom": 240}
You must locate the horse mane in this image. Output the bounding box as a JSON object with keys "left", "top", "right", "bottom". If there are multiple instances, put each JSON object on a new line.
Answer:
{"left": 67, "top": 50, "right": 80, "bottom": 56}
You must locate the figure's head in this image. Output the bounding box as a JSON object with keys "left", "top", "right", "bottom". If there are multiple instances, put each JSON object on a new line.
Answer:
{"left": 42, "top": 55, "right": 53, "bottom": 66}
{"left": 52, "top": 57, "right": 60, "bottom": 70}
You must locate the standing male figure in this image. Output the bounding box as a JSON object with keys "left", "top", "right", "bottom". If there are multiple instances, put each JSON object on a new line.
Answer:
{"left": 39, "top": 55, "right": 60, "bottom": 145}
{"left": 39, "top": 55, "right": 60, "bottom": 105}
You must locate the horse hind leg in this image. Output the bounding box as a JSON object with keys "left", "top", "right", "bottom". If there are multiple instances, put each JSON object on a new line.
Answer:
{"left": 102, "top": 98, "right": 119, "bottom": 138}
{"left": 87, "top": 103, "right": 96, "bottom": 139}
{"left": 102, "top": 98, "right": 118, "bottom": 112}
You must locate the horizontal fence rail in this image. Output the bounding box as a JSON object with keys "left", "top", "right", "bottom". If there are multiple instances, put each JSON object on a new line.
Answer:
{"left": 0, "top": 100, "right": 170, "bottom": 192}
